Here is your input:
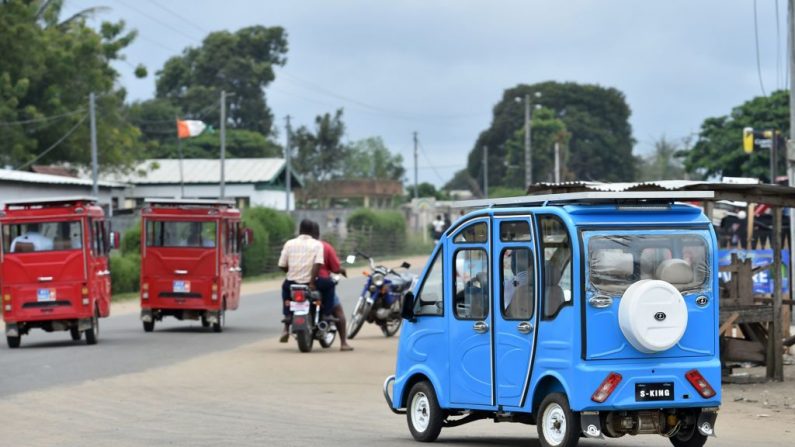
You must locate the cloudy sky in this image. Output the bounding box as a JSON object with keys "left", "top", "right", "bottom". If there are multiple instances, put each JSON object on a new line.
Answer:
{"left": 67, "top": 0, "right": 788, "bottom": 186}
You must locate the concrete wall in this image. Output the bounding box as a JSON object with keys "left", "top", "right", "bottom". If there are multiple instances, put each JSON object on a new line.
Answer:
{"left": 0, "top": 182, "right": 124, "bottom": 211}
{"left": 291, "top": 208, "right": 356, "bottom": 238}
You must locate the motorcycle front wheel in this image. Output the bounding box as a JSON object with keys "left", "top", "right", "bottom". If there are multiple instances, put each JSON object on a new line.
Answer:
{"left": 296, "top": 330, "right": 314, "bottom": 353}
{"left": 381, "top": 317, "right": 402, "bottom": 337}
{"left": 348, "top": 299, "right": 371, "bottom": 339}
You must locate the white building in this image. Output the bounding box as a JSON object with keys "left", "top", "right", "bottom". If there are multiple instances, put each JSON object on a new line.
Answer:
{"left": 110, "top": 158, "right": 301, "bottom": 210}
{"left": 0, "top": 169, "right": 126, "bottom": 209}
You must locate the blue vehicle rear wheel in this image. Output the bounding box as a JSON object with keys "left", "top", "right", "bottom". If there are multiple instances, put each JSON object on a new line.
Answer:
{"left": 669, "top": 426, "right": 708, "bottom": 447}
{"left": 537, "top": 393, "right": 580, "bottom": 447}
{"left": 407, "top": 381, "right": 443, "bottom": 442}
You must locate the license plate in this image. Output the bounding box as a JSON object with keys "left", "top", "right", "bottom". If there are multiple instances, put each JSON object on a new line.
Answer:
{"left": 635, "top": 382, "right": 674, "bottom": 401}
{"left": 290, "top": 301, "right": 310, "bottom": 313}
{"left": 173, "top": 280, "right": 190, "bottom": 293}
{"left": 37, "top": 288, "right": 55, "bottom": 302}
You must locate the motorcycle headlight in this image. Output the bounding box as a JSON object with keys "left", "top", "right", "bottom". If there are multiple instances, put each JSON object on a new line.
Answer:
{"left": 372, "top": 272, "right": 385, "bottom": 287}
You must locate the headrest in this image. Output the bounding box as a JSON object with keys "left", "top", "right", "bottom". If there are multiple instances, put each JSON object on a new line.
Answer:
{"left": 656, "top": 258, "right": 694, "bottom": 285}
{"left": 14, "top": 242, "right": 35, "bottom": 253}
{"left": 592, "top": 250, "right": 634, "bottom": 277}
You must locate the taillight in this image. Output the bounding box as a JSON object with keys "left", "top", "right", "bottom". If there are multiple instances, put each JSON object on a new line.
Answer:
{"left": 3, "top": 293, "right": 10, "bottom": 313}
{"left": 294, "top": 290, "right": 305, "bottom": 302}
{"left": 592, "top": 372, "right": 622, "bottom": 403}
{"left": 685, "top": 369, "right": 716, "bottom": 398}
{"left": 82, "top": 285, "right": 89, "bottom": 306}
{"left": 211, "top": 283, "right": 218, "bottom": 301}
{"left": 141, "top": 283, "right": 149, "bottom": 300}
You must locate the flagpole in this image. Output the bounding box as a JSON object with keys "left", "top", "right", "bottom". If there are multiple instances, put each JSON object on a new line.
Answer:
{"left": 176, "top": 116, "right": 185, "bottom": 199}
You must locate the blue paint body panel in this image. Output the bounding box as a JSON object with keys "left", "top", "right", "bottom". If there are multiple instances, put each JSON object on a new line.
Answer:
{"left": 391, "top": 203, "right": 722, "bottom": 417}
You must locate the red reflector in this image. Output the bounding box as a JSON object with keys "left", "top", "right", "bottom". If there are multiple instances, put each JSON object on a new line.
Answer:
{"left": 294, "top": 317, "right": 305, "bottom": 325}
{"left": 294, "top": 291, "right": 305, "bottom": 302}
{"left": 592, "top": 372, "right": 622, "bottom": 403}
{"left": 685, "top": 369, "right": 716, "bottom": 398}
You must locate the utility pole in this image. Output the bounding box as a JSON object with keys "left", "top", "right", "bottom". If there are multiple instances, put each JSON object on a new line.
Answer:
{"left": 413, "top": 131, "right": 418, "bottom": 200}
{"left": 524, "top": 94, "right": 532, "bottom": 188}
{"left": 554, "top": 141, "right": 561, "bottom": 183}
{"left": 285, "top": 115, "right": 292, "bottom": 212}
{"left": 220, "top": 90, "right": 227, "bottom": 199}
{"left": 483, "top": 145, "right": 489, "bottom": 199}
{"left": 788, "top": 0, "right": 795, "bottom": 313}
{"left": 89, "top": 92, "right": 98, "bottom": 197}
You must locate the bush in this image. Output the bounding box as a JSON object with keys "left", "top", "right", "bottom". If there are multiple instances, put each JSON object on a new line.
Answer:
{"left": 121, "top": 222, "right": 141, "bottom": 256}
{"left": 346, "top": 208, "right": 407, "bottom": 257}
{"left": 241, "top": 212, "right": 270, "bottom": 276}
{"left": 110, "top": 253, "right": 140, "bottom": 294}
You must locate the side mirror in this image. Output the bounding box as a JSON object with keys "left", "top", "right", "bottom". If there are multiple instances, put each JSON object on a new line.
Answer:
{"left": 401, "top": 291, "right": 415, "bottom": 321}
{"left": 346, "top": 255, "right": 356, "bottom": 264}
{"left": 401, "top": 261, "right": 411, "bottom": 269}
{"left": 110, "top": 231, "right": 120, "bottom": 250}
{"left": 241, "top": 228, "right": 254, "bottom": 247}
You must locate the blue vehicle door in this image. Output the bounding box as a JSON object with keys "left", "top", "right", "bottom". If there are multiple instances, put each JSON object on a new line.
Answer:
{"left": 492, "top": 216, "right": 537, "bottom": 408}
{"left": 447, "top": 218, "right": 493, "bottom": 406}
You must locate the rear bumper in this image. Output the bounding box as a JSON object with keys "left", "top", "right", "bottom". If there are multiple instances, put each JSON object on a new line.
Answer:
{"left": 572, "top": 358, "right": 722, "bottom": 412}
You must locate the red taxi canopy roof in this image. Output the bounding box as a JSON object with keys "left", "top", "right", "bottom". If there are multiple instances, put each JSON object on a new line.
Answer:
{"left": 144, "top": 198, "right": 236, "bottom": 208}
{"left": 3, "top": 196, "right": 98, "bottom": 210}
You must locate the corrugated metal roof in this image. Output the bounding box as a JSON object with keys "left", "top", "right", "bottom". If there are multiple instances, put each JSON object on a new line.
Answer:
{"left": 0, "top": 169, "right": 125, "bottom": 188}
{"left": 115, "top": 158, "right": 287, "bottom": 184}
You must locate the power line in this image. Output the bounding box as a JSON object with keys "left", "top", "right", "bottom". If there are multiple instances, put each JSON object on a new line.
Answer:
{"left": 754, "top": 0, "right": 768, "bottom": 96}
{"left": 116, "top": 0, "right": 203, "bottom": 43}
{"left": 15, "top": 114, "right": 88, "bottom": 170}
{"left": 417, "top": 141, "right": 448, "bottom": 183}
{"left": 0, "top": 108, "right": 85, "bottom": 127}
{"left": 143, "top": 0, "right": 210, "bottom": 35}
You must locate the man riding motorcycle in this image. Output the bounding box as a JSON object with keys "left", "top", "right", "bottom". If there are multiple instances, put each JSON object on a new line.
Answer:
{"left": 278, "top": 219, "right": 330, "bottom": 343}
{"left": 311, "top": 222, "right": 353, "bottom": 351}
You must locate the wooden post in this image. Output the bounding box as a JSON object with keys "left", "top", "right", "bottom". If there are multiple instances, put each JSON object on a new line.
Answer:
{"left": 746, "top": 203, "right": 755, "bottom": 249}
{"left": 768, "top": 207, "right": 784, "bottom": 380}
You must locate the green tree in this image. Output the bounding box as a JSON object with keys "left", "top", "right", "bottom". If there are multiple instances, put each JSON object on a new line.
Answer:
{"left": 292, "top": 109, "right": 348, "bottom": 182}
{"left": 464, "top": 81, "right": 635, "bottom": 190}
{"left": 637, "top": 136, "right": 686, "bottom": 181}
{"left": 0, "top": 0, "right": 142, "bottom": 169}
{"left": 406, "top": 182, "right": 444, "bottom": 199}
{"left": 679, "top": 91, "right": 789, "bottom": 181}
{"left": 342, "top": 137, "right": 405, "bottom": 180}
{"left": 155, "top": 26, "right": 288, "bottom": 136}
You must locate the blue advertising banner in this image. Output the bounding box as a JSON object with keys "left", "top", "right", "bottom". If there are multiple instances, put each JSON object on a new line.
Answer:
{"left": 718, "top": 250, "right": 790, "bottom": 295}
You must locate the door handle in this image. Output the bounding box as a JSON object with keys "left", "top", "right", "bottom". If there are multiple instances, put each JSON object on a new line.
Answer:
{"left": 517, "top": 321, "right": 533, "bottom": 334}
{"left": 38, "top": 276, "right": 53, "bottom": 282}
{"left": 174, "top": 270, "right": 188, "bottom": 275}
{"left": 588, "top": 295, "right": 613, "bottom": 309}
{"left": 97, "top": 270, "right": 110, "bottom": 277}
{"left": 473, "top": 321, "right": 489, "bottom": 334}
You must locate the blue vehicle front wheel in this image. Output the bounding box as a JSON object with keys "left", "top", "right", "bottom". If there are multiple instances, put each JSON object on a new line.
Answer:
{"left": 537, "top": 393, "right": 580, "bottom": 447}
{"left": 407, "top": 381, "right": 443, "bottom": 442}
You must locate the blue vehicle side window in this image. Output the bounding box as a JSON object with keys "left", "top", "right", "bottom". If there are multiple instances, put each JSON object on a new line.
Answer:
{"left": 453, "top": 248, "right": 489, "bottom": 320}
{"left": 538, "top": 216, "right": 572, "bottom": 320}
{"left": 500, "top": 247, "right": 534, "bottom": 320}
{"left": 413, "top": 251, "right": 444, "bottom": 316}
{"left": 454, "top": 222, "right": 488, "bottom": 243}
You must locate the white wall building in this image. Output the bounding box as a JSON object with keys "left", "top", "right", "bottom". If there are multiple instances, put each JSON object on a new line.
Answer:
{"left": 110, "top": 158, "right": 301, "bottom": 210}
{"left": 0, "top": 169, "right": 126, "bottom": 209}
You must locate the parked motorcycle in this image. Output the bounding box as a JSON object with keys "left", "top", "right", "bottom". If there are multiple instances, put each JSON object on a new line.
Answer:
{"left": 346, "top": 252, "right": 416, "bottom": 339}
{"left": 289, "top": 283, "right": 337, "bottom": 353}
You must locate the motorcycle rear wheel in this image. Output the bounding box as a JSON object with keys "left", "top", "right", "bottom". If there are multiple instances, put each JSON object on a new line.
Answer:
{"left": 347, "top": 301, "right": 371, "bottom": 339}
{"left": 296, "top": 330, "right": 314, "bottom": 353}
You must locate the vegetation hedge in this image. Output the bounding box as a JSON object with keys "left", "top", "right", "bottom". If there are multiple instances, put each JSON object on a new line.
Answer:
{"left": 110, "top": 253, "right": 140, "bottom": 294}
{"left": 241, "top": 207, "right": 295, "bottom": 276}
{"left": 346, "top": 208, "right": 406, "bottom": 256}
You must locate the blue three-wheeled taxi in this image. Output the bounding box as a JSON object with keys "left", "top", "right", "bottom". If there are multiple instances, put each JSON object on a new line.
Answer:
{"left": 384, "top": 191, "right": 721, "bottom": 447}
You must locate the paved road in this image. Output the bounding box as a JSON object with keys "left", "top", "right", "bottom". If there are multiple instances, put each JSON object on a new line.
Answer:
{"left": 0, "top": 274, "right": 368, "bottom": 397}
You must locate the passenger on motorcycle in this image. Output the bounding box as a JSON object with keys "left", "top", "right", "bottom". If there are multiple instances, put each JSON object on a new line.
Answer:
{"left": 278, "top": 219, "right": 329, "bottom": 343}
{"left": 310, "top": 222, "right": 354, "bottom": 352}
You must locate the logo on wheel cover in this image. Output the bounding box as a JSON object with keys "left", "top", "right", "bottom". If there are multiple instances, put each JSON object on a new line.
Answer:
{"left": 654, "top": 312, "right": 667, "bottom": 321}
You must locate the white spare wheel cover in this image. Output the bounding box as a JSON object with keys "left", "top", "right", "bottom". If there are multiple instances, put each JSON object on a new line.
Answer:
{"left": 618, "top": 279, "right": 688, "bottom": 354}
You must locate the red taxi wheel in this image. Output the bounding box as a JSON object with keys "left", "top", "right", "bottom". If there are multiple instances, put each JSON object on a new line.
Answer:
{"left": 70, "top": 327, "right": 82, "bottom": 341}
{"left": 143, "top": 320, "right": 155, "bottom": 332}
{"left": 85, "top": 307, "right": 99, "bottom": 345}
{"left": 212, "top": 302, "right": 225, "bottom": 333}
{"left": 406, "top": 381, "right": 443, "bottom": 442}
{"left": 537, "top": 393, "right": 580, "bottom": 447}
{"left": 201, "top": 315, "right": 210, "bottom": 328}
{"left": 7, "top": 335, "right": 21, "bottom": 349}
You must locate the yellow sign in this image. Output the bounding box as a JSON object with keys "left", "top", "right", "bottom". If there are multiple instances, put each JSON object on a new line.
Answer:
{"left": 743, "top": 127, "right": 754, "bottom": 153}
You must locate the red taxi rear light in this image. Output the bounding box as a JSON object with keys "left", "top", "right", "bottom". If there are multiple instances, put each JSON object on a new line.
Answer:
{"left": 294, "top": 290, "right": 305, "bottom": 302}
{"left": 685, "top": 369, "right": 716, "bottom": 398}
{"left": 592, "top": 372, "right": 622, "bottom": 403}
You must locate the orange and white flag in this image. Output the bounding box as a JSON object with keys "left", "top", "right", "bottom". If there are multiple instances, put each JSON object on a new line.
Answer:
{"left": 176, "top": 119, "right": 206, "bottom": 139}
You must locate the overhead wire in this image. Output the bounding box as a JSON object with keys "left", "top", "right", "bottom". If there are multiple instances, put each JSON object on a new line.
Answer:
{"left": 15, "top": 114, "right": 89, "bottom": 171}
{"left": 0, "top": 108, "right": 86, "bottom": 127}
{"left": 417, "top": 141, "right": 450, "bottom": 183}
{"left": 753, "top": 0, "right": 768, "bottom": 96}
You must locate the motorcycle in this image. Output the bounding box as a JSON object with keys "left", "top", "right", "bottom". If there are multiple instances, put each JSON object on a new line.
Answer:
{"left": 346, "top": 252, "right": 416, "bottom": 339}
{"left": 289, "top": 282, "right": 337, "bottom": 353}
